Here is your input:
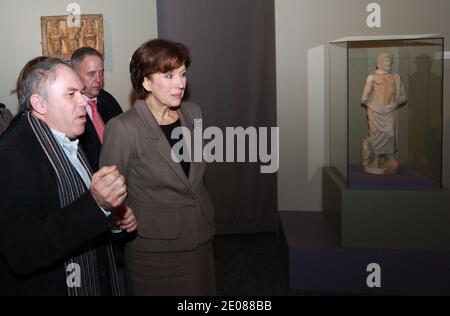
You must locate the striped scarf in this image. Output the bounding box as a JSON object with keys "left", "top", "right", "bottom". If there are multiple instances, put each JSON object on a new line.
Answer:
{"left": 27, "top": 112, "right": 120, "bottom": 296}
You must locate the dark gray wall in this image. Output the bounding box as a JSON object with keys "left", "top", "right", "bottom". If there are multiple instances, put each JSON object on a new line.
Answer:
{"left": 158, "top": 0, "right": 278, "bottom": 233}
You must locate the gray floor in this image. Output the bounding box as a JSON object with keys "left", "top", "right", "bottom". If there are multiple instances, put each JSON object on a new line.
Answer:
{"left": 214, "top": 233, "right": 326, "bottom": 296}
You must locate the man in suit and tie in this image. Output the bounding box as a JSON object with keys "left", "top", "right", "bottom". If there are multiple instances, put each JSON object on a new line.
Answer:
{"left": 70, "top": 47, "right": 123, "bottom": 171}
{"left": 71, "top": 49, "right": 128, "bottom": 295}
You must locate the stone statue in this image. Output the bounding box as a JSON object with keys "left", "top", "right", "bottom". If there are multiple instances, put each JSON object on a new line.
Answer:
{"left": 361, "top": 51, "right": 408, "bottom": 175}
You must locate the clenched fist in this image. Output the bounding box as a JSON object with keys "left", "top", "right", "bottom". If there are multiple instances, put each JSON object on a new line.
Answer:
{"left": 90, "top": 166, "right": 127, "bottom": 210}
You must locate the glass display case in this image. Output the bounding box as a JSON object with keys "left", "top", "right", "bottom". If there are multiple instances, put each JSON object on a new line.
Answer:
{"left": 330, "top": 35, "right": 444, "bottom": 189}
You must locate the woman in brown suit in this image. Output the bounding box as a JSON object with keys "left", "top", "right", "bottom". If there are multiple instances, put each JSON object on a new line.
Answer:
{"left": 100, "top": 39, "right": 216, "bottom": 296}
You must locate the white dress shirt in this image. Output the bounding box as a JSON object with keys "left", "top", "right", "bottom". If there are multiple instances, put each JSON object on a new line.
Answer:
{"left": 50, "top": 128, "right": 111, "bottom": 217}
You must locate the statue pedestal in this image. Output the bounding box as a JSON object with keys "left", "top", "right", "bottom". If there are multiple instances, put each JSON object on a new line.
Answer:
{"left": 323, "top": 167, "right": 450, "bottom": 251}
{"left": 364, "top": 166, "right": 389, "bottom": 175}
{"left": 280, "top": 210, "right": 450, "bottom": 295}
{"left": 363, "top": 157, "right": 399, "bottom": 175}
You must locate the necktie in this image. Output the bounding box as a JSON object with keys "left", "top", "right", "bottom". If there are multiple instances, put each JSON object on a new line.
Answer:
{"left": 87, "top": 99, "right": 105, "bottom": 143}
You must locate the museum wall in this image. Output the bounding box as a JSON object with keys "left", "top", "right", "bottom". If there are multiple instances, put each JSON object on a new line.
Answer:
{"left": 275, "top": 0, "right": 450, "bottom": 211}
{"left": 0, "top": 0, "right": 158, "bottom": 114}
{"left": 1, "top": 0, "right": 449, "bottom": 214}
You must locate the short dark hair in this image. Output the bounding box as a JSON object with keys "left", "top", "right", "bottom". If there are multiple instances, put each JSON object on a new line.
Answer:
{"left": 16, "top": 57, "right": 69, "bottom": 112}
{"left": 70, "top": 46, "right": 103, "bottom": 70}
{"left": 130, "top": 39, "right": 191, "bottom": 100}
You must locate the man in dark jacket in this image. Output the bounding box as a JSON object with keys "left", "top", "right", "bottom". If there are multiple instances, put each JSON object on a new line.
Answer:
{"left": 70, "top": 47, "right": 123, "bottom": 171}
{"left": 0, "top": 57, "right": 137, "bottom": 296}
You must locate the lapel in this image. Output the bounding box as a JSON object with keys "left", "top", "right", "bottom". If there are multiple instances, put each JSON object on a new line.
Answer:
{"left": 96, "top": 91, "right": 109, "bottom": 122}
{"left": 178, "top": 104, "right": 202, "bottom": 189}
{"left": 85, "top": 114, "right": 101, "bottom": 144}
{"left": 134, "top": 100, "right": 195, "bottom": 192}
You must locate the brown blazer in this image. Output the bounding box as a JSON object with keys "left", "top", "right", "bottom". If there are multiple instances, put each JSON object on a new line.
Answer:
{"left": 100, "top": 100, "right": 215, "bottom": 253}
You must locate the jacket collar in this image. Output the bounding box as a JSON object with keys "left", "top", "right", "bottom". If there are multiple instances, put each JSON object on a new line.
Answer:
{"left": 134, "top": 99, "right": 199, "bottom": 192}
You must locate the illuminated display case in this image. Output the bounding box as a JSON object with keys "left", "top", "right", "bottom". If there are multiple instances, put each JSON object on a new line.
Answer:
{"left": 324, "top": 35, "right": 450, "bottom": 251}
{"left": 329, "top": 35, "right": 444, "bottom": 189}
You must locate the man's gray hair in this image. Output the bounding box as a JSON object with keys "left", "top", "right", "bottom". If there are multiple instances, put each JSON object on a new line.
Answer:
{"left": 16, "top": 57, "right": 69, "bottom": 112}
